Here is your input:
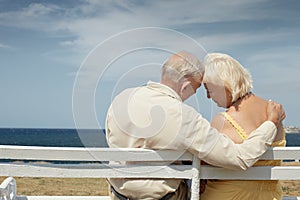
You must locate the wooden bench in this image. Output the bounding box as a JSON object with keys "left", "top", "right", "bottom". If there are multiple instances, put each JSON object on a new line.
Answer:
{"left": 0, "top": 145, "right": 299, "bottom": 200}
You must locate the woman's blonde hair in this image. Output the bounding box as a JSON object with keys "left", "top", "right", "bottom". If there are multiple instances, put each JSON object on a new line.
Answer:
{"left": 203, "top": 53, "right": 253, "bottom": 103}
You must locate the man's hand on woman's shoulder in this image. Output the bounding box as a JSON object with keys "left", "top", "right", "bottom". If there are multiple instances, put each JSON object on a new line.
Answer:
{"left": 266, "top": 100, "right": 286, "bottom": 127}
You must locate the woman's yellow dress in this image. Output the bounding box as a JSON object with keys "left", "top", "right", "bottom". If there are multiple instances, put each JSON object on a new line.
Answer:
{"left": 201, "top": 112, "right": 286, "bottom": 200}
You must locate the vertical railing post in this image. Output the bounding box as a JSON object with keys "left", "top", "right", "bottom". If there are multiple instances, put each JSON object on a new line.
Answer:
{"left": 0, "top": 177, "right": 17, "bottom": 200}
{"left": 190, "top": 155, "right": 200, "bottom": 200}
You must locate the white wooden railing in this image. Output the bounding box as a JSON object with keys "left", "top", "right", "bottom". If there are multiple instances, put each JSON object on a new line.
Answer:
{"left": 0, "top": 145, "right": 299, "bottom": 200}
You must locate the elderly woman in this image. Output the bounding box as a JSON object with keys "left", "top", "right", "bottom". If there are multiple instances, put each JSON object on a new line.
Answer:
{"left": 200, "top": 53, "right": 286, "bottom": 200}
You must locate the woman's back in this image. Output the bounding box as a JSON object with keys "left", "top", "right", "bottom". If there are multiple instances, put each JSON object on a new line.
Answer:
{"left": 203, "top": 93, "right": 286, "bottom": 200}
{"left": 212, "top": 93, "right": 284, "bottom": 144}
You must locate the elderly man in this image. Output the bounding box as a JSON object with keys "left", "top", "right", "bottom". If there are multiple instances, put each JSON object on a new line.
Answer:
{"left": 105, "top": 51, "right": 285, "bottom": 200}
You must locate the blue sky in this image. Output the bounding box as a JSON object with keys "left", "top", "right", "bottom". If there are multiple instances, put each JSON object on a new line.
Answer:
{"left": 0, "top": 0, "right": 299, "bottom": 129}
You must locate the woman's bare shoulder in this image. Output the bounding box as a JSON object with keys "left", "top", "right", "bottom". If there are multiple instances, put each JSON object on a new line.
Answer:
{"left": 242, "top": 94, "right": 268, "bottom": 113}
{"left": 211, "top": 113, "right": 226, "bottom": 131}
{"left": 251, "top": 94, "right": 268, "bottom": 105}
{"left": 211, "top": 112, "right": 245, "bottom": 143}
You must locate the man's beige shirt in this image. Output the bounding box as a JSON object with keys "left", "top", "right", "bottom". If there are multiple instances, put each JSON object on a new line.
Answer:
{"left": 106, "top": 81, "right": 277, "bottom": 199}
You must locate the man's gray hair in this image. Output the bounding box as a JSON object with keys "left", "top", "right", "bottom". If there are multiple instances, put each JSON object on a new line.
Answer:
{"left": 161, "top": 51, "right": 204, "bottom": 82}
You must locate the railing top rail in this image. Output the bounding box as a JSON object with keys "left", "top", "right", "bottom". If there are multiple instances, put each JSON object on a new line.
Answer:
{"left": 261, "top": 146, "right": 300, "bottom": 159}
{"left": 0, "top": 145, "right": 299, "bottom": 161}
{"left": 0, "top": 145, "right": 193, "bottom": 161}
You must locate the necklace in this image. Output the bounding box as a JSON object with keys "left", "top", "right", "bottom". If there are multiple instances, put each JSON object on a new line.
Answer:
{"left": 231, "top": 92, "right": 252, "bottom": 107}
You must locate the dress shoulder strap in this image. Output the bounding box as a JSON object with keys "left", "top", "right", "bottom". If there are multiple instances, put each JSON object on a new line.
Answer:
{"left": 222, "top": 112, "right": 248, "bottom": 141}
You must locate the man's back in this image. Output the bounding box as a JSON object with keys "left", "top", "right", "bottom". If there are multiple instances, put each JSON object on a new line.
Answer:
{"left": 106, "top": 81, "right": 192, "bottom": 199}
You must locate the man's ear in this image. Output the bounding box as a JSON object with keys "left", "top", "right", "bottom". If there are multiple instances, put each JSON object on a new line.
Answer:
{"left": 180, "top": 80, "right": 192, "bottom": 101}
{"left": 180, "top": 80, "right": 191, "bottom": 92}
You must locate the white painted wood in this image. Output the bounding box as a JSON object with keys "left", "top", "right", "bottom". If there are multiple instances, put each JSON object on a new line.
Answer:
{"left": 0, "top": 146, "right": 299, "bottom": 200}
{"left": 0, "top": 177, "right": 17, "bottom": 200}
{"left": 0, "top": 145, "right": 192, "bottom": 161}
{"left": 1, "top": 145, "right": 299, "bottom": 161}
{"left": 190, "top": 156, "right": 200, "bottom": 200}
{"left": 0, "top": 163, "right": 195, "bottom": 178}
{"left": 261, "top": 147, "right": 300, "bottom": 160}
{"left": 201, "top": 166, "right": 300, "bottom": 180}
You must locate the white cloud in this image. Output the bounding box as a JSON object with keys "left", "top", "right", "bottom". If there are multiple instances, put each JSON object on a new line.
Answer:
{"left": 1, "top": 0, "right": 298, "bottom": 77}
{"left": 0, "top": 0, "right": 288, "bottom": 51}
{"left": 198, "top": 28, "right": 299, "bottom": 51}
{"left": 22, "top": 3, "right": 60, "bottom": 17}
{"left": 0, "top": 43, "right": 12, "bottom": 49}
{"left": 246, "top": 46, "right": 300, "bottom": 81}
{"left": 0, "top": 3, "right": 61, "bottom": 31}
{"left": 1, "top": 0, "right": 299, "bottom": 128}
{"left": 1, "top": 0, "right": 298, "bottom": 84}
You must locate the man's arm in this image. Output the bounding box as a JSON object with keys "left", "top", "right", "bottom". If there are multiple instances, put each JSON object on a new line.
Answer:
{"left": 200, "top": 121, "right": 276, "bottom": 170}
{"left": 187, "top": 101, "right": 285, "bottom": 170}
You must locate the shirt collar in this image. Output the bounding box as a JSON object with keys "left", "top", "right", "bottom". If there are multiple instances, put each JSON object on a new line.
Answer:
{"left": 146, "top": 81, "right": 182, "bottom": 102}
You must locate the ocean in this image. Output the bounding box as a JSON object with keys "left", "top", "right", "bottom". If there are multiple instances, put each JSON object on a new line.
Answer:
{"left": 0, "top": 128, "right": 108, "bottom": 147}
{"left": 0, "top": 128, "right": 299, "bottom": 147}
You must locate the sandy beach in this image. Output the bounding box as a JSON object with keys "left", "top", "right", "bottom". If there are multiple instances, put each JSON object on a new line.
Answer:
{"left": 0, "top": 177, "right": 299, "bottom": 197}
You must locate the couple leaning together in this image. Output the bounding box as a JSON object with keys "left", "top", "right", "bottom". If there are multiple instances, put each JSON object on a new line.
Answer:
{"left": 105, "top": 51, "right": 286, "bottom": 200}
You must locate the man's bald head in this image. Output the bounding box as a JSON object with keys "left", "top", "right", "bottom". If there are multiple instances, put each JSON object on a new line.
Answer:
{"left": 161, "top": 51, "right": 204, "bottom": 82}
{"left": 161, "top": 51, "right": 204, "bottom": 101}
